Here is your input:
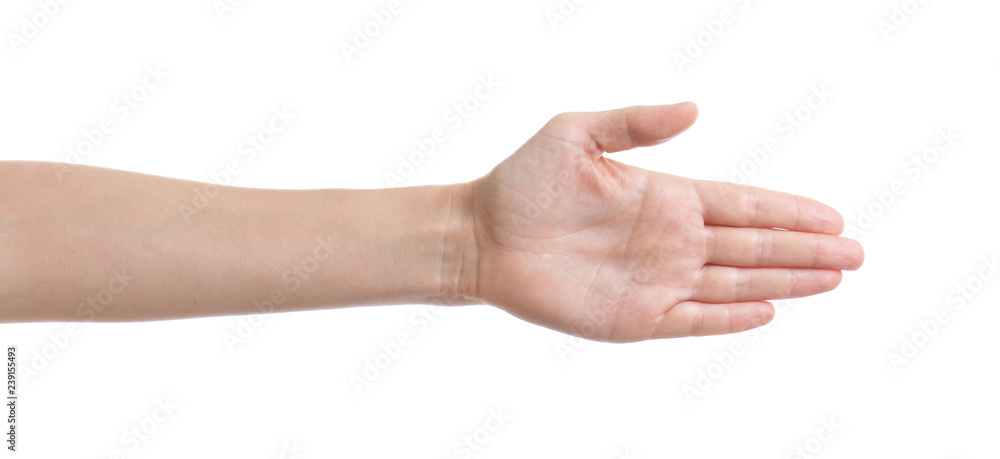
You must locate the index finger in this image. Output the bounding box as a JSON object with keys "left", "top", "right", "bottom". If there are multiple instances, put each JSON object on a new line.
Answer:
{"left": 693, "top": 180, "right": 845, "bottom": 234}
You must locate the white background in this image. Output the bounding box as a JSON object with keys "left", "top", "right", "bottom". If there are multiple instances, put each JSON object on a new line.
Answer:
{"left": 2, "top": 0, "right": 999, "bottom": 457}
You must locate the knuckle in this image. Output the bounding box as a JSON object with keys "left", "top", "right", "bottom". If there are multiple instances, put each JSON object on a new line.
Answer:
{"left": 734, "top": 269, "right": 753, "bottom": 301}
{"left": 754, "top": 229, "right": 773, "bottom": 266}
{"left": 780, "top": 270, "right": 797, "bottom": 299}
{"left": 689, "top": 305, "right": 705, "bottom": 336}
{"left": 744, "top": 188, "right": 761, "bottom": 226}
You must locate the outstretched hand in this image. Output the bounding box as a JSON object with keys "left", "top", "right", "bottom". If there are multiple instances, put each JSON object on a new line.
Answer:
{"left": 465, "top": 103, "right": 864, "bottom": 343}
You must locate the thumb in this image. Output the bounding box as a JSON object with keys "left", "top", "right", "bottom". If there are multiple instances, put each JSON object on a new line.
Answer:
{"left": 566, "top": 102, "right": 698, "bottom": 158}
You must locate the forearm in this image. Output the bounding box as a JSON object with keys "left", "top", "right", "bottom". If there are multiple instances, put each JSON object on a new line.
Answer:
{"left": 0, "top": 161, "right": 479, "bottom": 323}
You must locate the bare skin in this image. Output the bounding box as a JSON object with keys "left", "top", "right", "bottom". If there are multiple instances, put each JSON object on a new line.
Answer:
{"left": 0, "top": 103, "right": 862, "bottom": 343}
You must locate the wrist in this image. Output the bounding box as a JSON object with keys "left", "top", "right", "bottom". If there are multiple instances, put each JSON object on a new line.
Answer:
{"left": 436, "top": 180, "right": 481, "bottom": 306}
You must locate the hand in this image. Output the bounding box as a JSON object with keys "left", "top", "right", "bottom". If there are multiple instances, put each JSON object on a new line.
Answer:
{"left": 464, "top": 103, "right": 864, "bottom": 343}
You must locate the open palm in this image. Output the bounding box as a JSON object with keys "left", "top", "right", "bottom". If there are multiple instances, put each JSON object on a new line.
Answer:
{"left": 468, "top": 103, "right": 863, "bottom": 343}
